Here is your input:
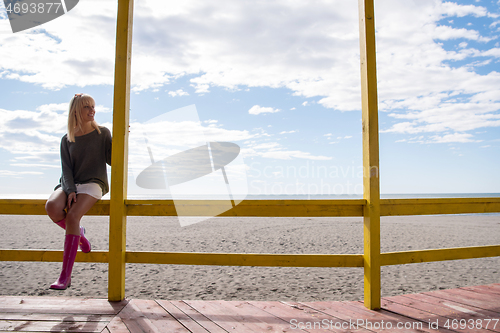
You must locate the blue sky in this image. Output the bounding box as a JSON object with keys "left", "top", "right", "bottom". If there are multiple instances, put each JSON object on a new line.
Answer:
{"left": 0, "top": 0, "right": 499, "bottom": 199}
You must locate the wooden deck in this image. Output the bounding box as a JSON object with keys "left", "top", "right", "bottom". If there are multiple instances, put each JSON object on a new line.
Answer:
{"left": 0, "top": 284, "right": 498, "bottom": 332}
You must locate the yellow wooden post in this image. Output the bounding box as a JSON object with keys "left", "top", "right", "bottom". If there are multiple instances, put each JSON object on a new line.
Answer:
{"left": 358, "top": 0, "right": 381, "bottom": 310}
{"left": 109, "top": 0, "right": 134, "bottom": 302}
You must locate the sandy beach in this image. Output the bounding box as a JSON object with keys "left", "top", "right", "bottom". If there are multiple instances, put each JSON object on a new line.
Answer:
{"left": 0, "top": 214, "right": 498, "bottom": 301}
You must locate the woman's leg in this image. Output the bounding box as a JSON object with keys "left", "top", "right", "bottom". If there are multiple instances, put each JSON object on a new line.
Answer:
{"left": 45, "top": 189, "right": 67, "bottom": 223}
{"left": 45, "top": 190, "right": 92, "bottom": 252}
{"left": 64, "top": 193, "right": 99, "bottom": 235}
{"left": 50, "top": 193, "right": 98, "bottom": 290}
{"left": 50, "top": 233, "right": 80, "bottom": 289}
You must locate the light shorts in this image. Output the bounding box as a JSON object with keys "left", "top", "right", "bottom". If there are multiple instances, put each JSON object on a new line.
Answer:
{"left": 75, "top": 183, "right": 103, "bottom": 200}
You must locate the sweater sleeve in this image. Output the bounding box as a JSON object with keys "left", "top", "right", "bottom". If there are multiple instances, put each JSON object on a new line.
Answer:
{"left": 60, "top": 137, "right": 76, "bottom": 195}
{"left": 105, "top": 127, "right": 112, "bottom": 166}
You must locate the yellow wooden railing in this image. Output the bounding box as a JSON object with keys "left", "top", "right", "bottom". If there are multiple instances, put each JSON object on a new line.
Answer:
{"left": 0, "top": 0, "right": 499, "bottom": 310}
{"left": 1, "top": 198, "right": 499, "bottom": 309}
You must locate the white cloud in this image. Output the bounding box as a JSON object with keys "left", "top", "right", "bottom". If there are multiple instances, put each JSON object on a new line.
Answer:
{"left": 490, "top": 21, "right": 500, "bottom": 29}
{"left": 250, "top": 142, "right": 281, "bottom": 151}
{"left": 324, "top": 133, "right": 353, "bottom": 141}
{"left": 439, "top": 2, "right": 488, "bottom": 18}
{"left": 0, "top": 1, "right": 117, "bottom": 89}
{"left": 382, "top": 100, "right": 500, "bottom": 139}
{"left": 432, "top": 26, "right": 489, "bottom": 42}
{"left": 1, "top": 0, "right": 499, "bottom": 146}
{"left": 127, "top": 118, "right": 257, "bottom": 179}
{"left": 430, "top": 133, "right": 481, "bottom": 143}
{"left": 0, "top": 100, "right": 113, "bottom": 170}
{"left": 261, "top": 150, "right": 332, "bottom": 160}
{"left": 372, "top": 1, "right": 500, "bottom": 142}
{"left": 191, "top": 83, "right": 210, "bottom": 94}
{"left": 248, "top": 105, "right": 280, "bottom": 115}
{"left": 0, "top": 106, "right": 67, "bottom": 158}
{"left": 36, "top": 103, "right": 68, "bottom": 113}
{"left": 96, "top": 105, "right": 112, "bottom": 113}
{"left": 279, "top": 130, "right": 296, "bottom": 134}
{"left": 130, "top": 120, "right": 254, "bottom": 149}
{"left": 168, "top": 89, "right": 189, "bottom": 97}
{"left": 0, "top": 170, "right": 44, "bottom": 176}
{"left": 392, "top": 132, "right": 483, "bottom": 144}
{"left": 242, "top": 141, "right": 331, "bottom": 160}
{"left": 481, "top": 48, "right": 500, "bottom": 57}
{"left": 10, "top": 163, "right": 59, "bottom": 168}
{"left": 0, "top": 0, "right": 362, "bottom": 105}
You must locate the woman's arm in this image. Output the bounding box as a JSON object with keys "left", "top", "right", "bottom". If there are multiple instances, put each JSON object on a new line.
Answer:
{"left": 60, "top": 137, "right": 77, "bottom": 195}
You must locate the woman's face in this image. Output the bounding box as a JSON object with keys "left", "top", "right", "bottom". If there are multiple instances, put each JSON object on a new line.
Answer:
{"left": 80, "top": 103, "right": 95, "bottom": 123}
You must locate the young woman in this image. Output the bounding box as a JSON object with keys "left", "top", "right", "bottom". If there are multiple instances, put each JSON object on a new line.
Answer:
{"left": 45, "top": 93, "right": 112, "bottom": 290}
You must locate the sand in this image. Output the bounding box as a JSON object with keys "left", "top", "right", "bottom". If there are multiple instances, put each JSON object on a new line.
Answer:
{"left": 0, "top": 214, "right": 498, "bottom": 301}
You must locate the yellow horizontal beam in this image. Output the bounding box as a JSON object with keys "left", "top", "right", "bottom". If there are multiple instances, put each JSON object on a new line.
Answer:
{"left": 125, "top": 199, "right": 365, "bottom": 217}
{"left": 0, "top": 200, "right": 47, "bottom": 215}
{"left": 380, "top": 198, "right": 500, "bottom": 216}
{"left": 381, "top": 245, "right": 500, "bottom": 266}
{"left": 1, "top": 198, "right": 499, "bottom": 216}
{"left": 0, "top": 199, "right": 109, "bottom": 216}
{"left": 126, "top": 251, "right": 364, "bottom": 267}
{"left": 3, "top": 246, "right": 499, "bottom": 267}
{"left": 0, "top": 249, "right": 109, "bottom": 263}
{"left": 0, "top": 199, "right": 365, "bottom": 216}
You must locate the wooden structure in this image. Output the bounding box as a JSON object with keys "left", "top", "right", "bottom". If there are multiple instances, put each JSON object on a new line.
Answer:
{"left": 0, "top": 0, "right": 499, "bottom": 310}
{"left": 0, "top": 284, "right": 499, "bottom": 332}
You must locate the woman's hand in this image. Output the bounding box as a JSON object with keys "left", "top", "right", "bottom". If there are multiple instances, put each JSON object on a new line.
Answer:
{"left": 67, "top": 192, "right": 77, "bottom": 210}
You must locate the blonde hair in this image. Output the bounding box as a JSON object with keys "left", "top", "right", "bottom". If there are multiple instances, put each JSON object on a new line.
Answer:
{"left": 67, "top": 93, "right": 101, "bottom": 142}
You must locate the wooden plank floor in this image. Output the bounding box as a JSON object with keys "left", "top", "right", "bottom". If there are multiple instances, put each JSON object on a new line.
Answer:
{"left": 0, "top": 284, "right": 498, "bottom": 332}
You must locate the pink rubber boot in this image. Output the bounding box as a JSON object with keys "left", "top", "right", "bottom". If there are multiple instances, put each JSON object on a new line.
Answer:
{"left": 50, "top": 234, "right": 80, "bottom": 290}
{"left": 55, "top": 219, "right": 91, "bottom": 253}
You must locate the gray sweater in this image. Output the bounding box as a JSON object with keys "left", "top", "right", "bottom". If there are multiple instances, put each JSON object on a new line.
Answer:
{"left": 56, "top": 126, "right": 112, "bottom": 196}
